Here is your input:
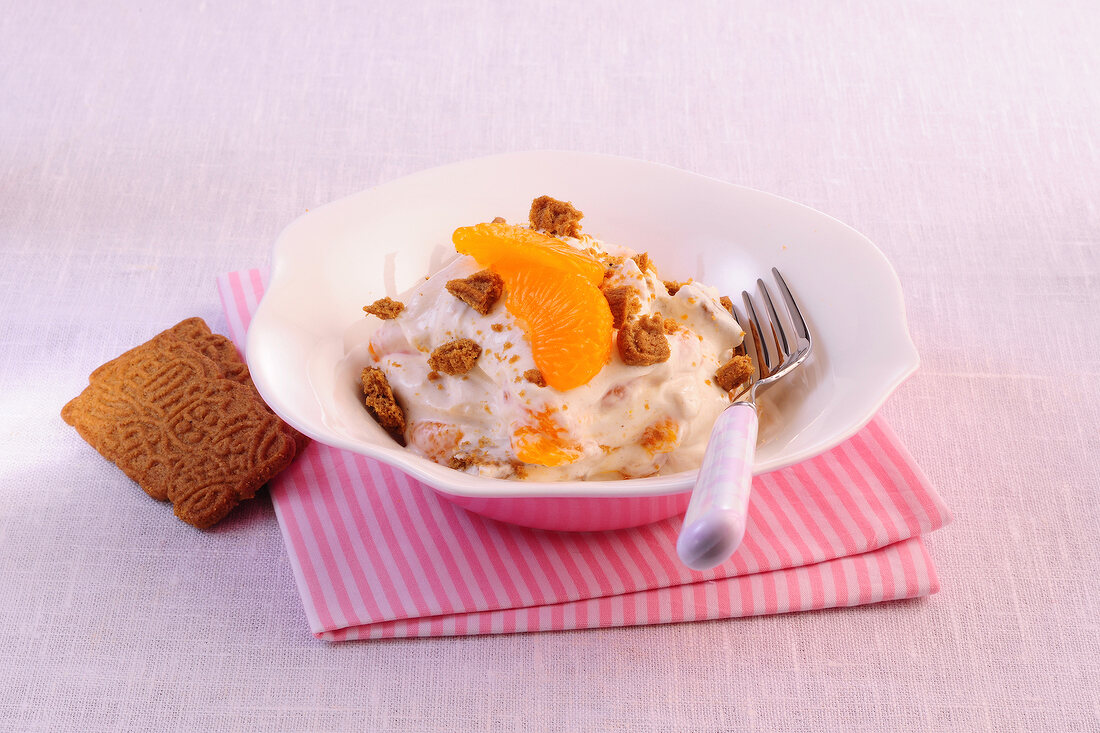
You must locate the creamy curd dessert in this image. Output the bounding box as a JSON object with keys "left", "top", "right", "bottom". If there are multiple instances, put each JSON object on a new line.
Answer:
{"left": 359, "top": 197, "right": 754, "bottom": 481}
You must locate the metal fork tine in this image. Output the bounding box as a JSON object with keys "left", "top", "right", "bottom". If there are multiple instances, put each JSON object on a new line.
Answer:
{"left": 757, "top": 278, "right": 791, "bottom": 359}
{"left": 771, "top": 268, "right": 810, "bottom": 342}
{"left": 741, "top": 291, "right": 773, "bottom": 374}
{"left": 729, "top": 303, "right": 748, "bottom": 357}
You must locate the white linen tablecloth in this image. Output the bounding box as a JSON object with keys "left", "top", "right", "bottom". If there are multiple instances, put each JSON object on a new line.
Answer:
{"left": 2, "top": 1, "right": 1097, "bottom": 730}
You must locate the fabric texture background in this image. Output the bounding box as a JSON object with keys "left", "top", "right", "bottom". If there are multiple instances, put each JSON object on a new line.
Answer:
{"left": 2, "top": 1, "right": 1098, "bottom": 731}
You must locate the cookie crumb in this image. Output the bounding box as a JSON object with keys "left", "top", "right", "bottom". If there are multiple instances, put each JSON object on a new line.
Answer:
{"left": 491, "top": 216, "right": 506, "bottom": 223}
{"left": 448, "top": 451, "right": 480, "bottom": 471}
{"left": 719, "top": 295, "right": 735, "bottom": 315}
{"left": 523, "top": 368, "right": 547, "bottom": 387}
{"left": 603, "top": 285, "right": 641, "bottom": 329}
{"left": 427, "top": 370, "right": 441, "bottom": 381}
{"left": 490, "top": 323, "right": 505, "bottom": 332}
{"left": 601, "top": 254, "right": 625, "bottom": 270}
{"left": 632, "top": 252, "right": 655, "bottom": 274}
{"left": 429, "top": 338, "right": 482, "bottom": 375}
{"left": 363, "top": 297, "right": 405, "bottom": 320}
{"left": 445, "top": 269, "right": 504, "bottom": 315}
{"left": 641, "top": 418, "right": 679, "bottom": 454}
{"left": 361, "top": 367, "right": 407, "bottom": 445}
{"left": 662, "top": 317, "right": 680, "bottom": 334}
{"left": 529, "top": 196, "right": 583, "bottom": 238}
{"left": 617, "top": 315, "right": 671, "bottom": 366}
{"left": 715, "top": 354, "right": 754, "bottom": 392}
{"left": 663, "top": 280, "right": 686, "bottom": 296}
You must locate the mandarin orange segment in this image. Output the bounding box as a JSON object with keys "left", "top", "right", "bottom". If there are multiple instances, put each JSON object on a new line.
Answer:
{"left": 451, "top": 221, "right": 613, "bottom": 392}
{"left": 512, "top": 408, "right": 582, "bottom": 466}
{"left": 453, "top": 222, "right": 605, "bottom": 285}
{"left": 505, "top": 268, "right": 612, "bottom": 391}
{"left": 408, "top": 421, "right": 464, "bottom": 463}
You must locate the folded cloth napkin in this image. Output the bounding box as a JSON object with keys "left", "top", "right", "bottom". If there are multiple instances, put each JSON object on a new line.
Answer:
{"left": 218, "top": 270, "right": 950, "bottom": 641}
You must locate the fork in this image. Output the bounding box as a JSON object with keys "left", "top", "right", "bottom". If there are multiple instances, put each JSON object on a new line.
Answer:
{"left": 675, "top": 268, "right": 813, "bottom": 570}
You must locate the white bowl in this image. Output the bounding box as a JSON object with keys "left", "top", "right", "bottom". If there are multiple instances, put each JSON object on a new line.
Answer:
{"left": 246, "top": 151, "right": 918, "bottom": 530}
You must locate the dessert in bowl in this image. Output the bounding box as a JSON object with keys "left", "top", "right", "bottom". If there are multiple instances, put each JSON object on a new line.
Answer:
{"left": 360, "top": 197, "right": 753, "bottom": 483}
{"left": 246, "top": 151, "right": 918, "bottom": 530}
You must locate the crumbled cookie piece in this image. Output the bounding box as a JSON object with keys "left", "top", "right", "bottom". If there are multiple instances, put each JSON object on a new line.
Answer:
{"left": 529, "top": 195, "right": 583, "bottom": 238}
{"left": 715, "top": 354, "right": 754, "bottom": 392}
{"left": 617, "top": 315, "right": 671, "bottom": 366}
{"left": 662, "top": 317, "right": 680, "bottom": 334}
{"left": 61, "top": 331, "right": 298, "bottom": 529}
{"left": 448, "top": 449, "right": 494, "bottom": 472}
{"left": 632, "top": 252, "right": 655, "bottom": 275}
{"left": 449, "top": 450, "right": 527, "bottom": 479}
{"left": 361, "top": 367, "right": 407, "bottom": 445}
{"left": 523, "top": 368, "right": 547, "bottom": 387}
{"left": 428, "top": 338, "right": 482, "bottom": 375}
{"left": 641, "top": 418, "right": 679, "bottom": 454}
{"left": 490, "top": 323, "right": 505, "bottom": 332}
{"left": 445, "top": 269, "right": 504, "bottom": 315}
{"left": 363, "top": 297, "right": 405, "bottom": 320}
{"left": 602, "top": 285, "right": 641, "bottom": 329}
{"left": 491, "top": 216, "right": 506, "bottom": 223}
{"left": 719, "top": 296, "right": 735, "bottom": 316}
{"left": 427, "top": 370, "right": 441, "bottom": 381}
{"left": 663, "top": 280, "right": 686, "bottom": 296}
{"left": 601, "top": 254, "right": 625, "bottom": 270}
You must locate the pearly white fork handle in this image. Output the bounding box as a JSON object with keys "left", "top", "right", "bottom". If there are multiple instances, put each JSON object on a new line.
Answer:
{"left": 676, "top": 402, "right": 758, "bottom": 571}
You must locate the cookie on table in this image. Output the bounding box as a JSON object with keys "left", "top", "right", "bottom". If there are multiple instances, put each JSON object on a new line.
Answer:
{"left": 62, "top": 322, "right": 299, "bottom": 529}
{"left": 165, "top": 317, "right": 310, "bottom": 454}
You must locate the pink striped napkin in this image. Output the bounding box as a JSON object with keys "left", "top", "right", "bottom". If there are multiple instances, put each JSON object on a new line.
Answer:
{"left": 218, "top": 270, "right": 950, "bottom": 640}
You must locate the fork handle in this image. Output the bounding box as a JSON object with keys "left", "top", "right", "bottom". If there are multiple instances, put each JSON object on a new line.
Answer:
{"left": 676, "top": 402, "right": 758, "bottom": 571}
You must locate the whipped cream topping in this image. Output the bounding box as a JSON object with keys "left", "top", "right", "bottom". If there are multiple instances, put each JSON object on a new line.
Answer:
{"left": 367, "top": 234, "right": 745, "bottom": 481}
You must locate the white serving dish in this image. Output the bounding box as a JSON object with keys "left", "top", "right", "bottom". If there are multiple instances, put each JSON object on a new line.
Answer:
{"left": 246, "top": 151, "right": 918, "bottom": 530}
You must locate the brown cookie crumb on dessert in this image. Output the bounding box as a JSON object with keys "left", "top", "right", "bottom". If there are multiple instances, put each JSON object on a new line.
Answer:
{"left": 363, "top": 297, "right": 405, "bottom": 320}
{"left": 490, "top": 323, "right": 505, "bottom": 332}
{"left": 428, "top": 338, "right": 482, "bottom": 375}
{"left": 491, "top": 216, "right": 506, "bottom": 223}
{"left": 662, "top": 317, "right": 680, "bottom": 334}
{"left": 719, "top": 295, "right": 735, "bottom": 316}
{"left": 448, "top": 449, "right": 526, "bottom": 479}
{"left": 445, "top": 269, "right": 504, "bottom": 315}
{"left": 529, "top": 195, "right": 583, "bottom": 238}
{"left": 617, "top": 314, "right": 671, "bottom": 366}
{"left": 641, "top": 418, "right": 679, "bottom": 454}
{"left": 523, "top": 368, "right": 547, "bottom": 387}
{"left": 663, "top": 280, "right": 686, "bottom": 296}
{"left": 602, "top": 285, "right": 641, "bottom": 329}
{"left": 361, "top": 367, "right": 407, "bottom": 445}
{"left": 448, "top": 451, "right": 484, "bottom": 471}
{"left": 631, "top": 252, "right": 655, "bottom": 274}
{"left": 715, "top": 354, "right": 754, "bottom": 392}
{"left": 601, "top": 254, "right": 625, "bottom": 271}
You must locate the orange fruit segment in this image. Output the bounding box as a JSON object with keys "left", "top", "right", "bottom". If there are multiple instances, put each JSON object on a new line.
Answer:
{"left": 408, "top": 421, "right": 464, "bottom": 463}
{"left": 512, "top": 408, "right": 582, "bottom": 467}
{"left": 504, "top": 267, "right": 612, "bottom": 391}
{"left": 452, "top": 221, "right": 612, "bottom": 393}
{"left": 453, "top": 222, "right": 605, "bottom": 286}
